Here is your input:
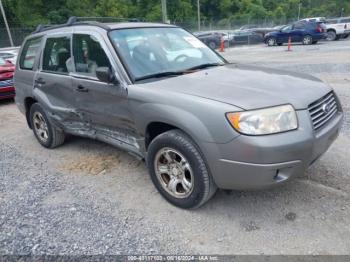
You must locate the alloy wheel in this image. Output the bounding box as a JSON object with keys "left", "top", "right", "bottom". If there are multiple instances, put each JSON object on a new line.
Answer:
{"left": 154, "top": 147, "right": 194, "bottom": 198}
{"left": 33, "top": 112, "right": 49, "bottom": 143}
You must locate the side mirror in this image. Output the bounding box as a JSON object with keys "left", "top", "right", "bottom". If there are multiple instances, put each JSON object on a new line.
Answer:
{"left": 96, "top": 67, "right": 118, "bottom": 84}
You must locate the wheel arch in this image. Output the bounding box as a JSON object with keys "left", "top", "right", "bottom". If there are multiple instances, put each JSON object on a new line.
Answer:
{"left": 24, "top": 96, "right": 38, "bottom": 128}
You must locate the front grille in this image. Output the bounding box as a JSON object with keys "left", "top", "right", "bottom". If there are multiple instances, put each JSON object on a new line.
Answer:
{"left": 308, "top": 91, "right": 338, "bottom": 130}
{"left": 0, "top": 79, "right": 13, "bottom": 88}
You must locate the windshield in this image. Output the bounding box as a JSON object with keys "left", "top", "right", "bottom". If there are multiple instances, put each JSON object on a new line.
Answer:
{"left": 109, "top": 27, "right": 225, "bottom": 80}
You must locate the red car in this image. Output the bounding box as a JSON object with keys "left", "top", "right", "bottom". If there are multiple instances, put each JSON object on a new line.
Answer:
{"left": 0, "top": 57, "right": 15, "bottom": 100}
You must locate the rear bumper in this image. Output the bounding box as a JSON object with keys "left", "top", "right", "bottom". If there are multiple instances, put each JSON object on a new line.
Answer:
{"left": 0, "top": 86, "right": 15, "bottom": 100}
{"left": 200, "top": 110, "right": 343, "bottom": 190}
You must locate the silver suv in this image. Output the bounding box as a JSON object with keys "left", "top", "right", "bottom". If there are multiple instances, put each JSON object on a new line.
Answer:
{"left": 14, "top": 17, "right": 343, "bottom": 209}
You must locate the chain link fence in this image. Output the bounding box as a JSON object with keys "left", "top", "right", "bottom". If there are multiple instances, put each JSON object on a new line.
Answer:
{"left": 0, "top": 17, "right": 299, "bottom": 48}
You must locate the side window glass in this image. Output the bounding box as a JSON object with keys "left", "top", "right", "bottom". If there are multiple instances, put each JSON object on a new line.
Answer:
{"left": 73, "top": 34, "right": 111, "bottom": 77}
{"left": 19, "top": 37, "right": 42, "bottom": 70}
{"left": 42, "top": 36, "right": 72, "bottom": 73}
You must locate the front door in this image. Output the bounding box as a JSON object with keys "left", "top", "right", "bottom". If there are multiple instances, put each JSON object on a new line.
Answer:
{"left": 70, "top": 32, "right": 138, "bottom": 152}
{"left": 278, "top": 25, "right": 293, "bottom": 43}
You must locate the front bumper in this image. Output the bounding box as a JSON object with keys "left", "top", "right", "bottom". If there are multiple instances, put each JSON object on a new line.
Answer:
{"left": 201, "top": 110, "right": 343, "bottom": 190}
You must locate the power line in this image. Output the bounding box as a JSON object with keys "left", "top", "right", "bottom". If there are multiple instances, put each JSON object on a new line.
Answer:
{"left": 0, "top": 0, "right": 14, "bottom": 46}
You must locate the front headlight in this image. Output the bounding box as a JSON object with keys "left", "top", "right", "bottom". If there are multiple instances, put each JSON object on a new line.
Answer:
{"left": 226, "top": 105, "right": 298, "bottom": 135}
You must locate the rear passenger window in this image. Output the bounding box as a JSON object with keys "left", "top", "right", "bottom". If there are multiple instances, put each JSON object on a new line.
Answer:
{"left": 73, "top": 34, "right": 111, "bottom": 77}
{"left": 42, "top": 36, "right": 72, "bottom": 74}
{"left": 19, "top": 37, "right": 42, "bottom": 70}
{"left": 341, "top": 19, "right": 350, "bottom": 23}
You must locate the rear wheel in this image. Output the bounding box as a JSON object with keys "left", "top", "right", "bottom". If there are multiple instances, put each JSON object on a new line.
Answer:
{"left": 326, "top": 30, "right": 337, "bottom": 41}
{"left": 302, "top": 35, "right": 313, "bottom": 45}
{"left": 147, "top": 130, "right": 217, "bottom": 209}
{"left": 266, "top": 37, "right": 276, "bottom": 46}
{"left": 30, "top": 103, "right": 65, "bottom": 148}
{"left": 208, "top": 41, "right": 217, "bottom": 49}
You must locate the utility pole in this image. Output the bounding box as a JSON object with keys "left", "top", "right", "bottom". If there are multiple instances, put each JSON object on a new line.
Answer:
{"left": 297, "top": 2, "right": 302, "bottom": 21}
{"left": 197, "top": 0, "right": 201, "bottom": 31}
{"left": 161, "top": 0, "right": 168, "bottom": 23}
{"left": 341, "top": 8, "right": 344, "bottom": 17}
{"left": 0, "top": 0, "right": 14, "bottom": 46}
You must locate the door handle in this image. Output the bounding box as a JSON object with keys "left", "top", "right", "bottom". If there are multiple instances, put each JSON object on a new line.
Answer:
{"left": 76, "top": 85, "right": 89, "bottom": 93}
{"left": 35, "top": 78, "right": 46, "bottom": 85}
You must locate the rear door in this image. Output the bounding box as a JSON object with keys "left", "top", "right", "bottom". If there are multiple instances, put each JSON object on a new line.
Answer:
{"left": 70, "top": 31, "right": 137, "bottom": 149}
{"left": 291, "top": 22, "right": 305, "bottom": 42}
{"left": 34, "top": 33, "right": 81, "bottom": 128}
{"left": 340, "top": 18, "right": 350, "bottom": 34}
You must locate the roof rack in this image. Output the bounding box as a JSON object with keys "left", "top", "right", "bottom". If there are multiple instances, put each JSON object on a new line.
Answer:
{"left": 33, "top": 16, "right": 140, "bottom": 34}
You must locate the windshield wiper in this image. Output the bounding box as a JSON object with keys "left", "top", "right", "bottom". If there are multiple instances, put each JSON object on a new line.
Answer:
{"left": 135, "top": 71, "right": 184, "bottom": 81}
{"left": 184, "top": 63, "right": 224, "bottom": 71}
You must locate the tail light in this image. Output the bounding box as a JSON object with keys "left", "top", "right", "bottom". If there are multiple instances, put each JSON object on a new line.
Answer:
{"left": 316, "top": 25, "right": 322, "bottom": 33}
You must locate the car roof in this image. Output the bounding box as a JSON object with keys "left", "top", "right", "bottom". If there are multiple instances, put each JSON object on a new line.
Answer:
{"left": 105, "top": 22, "right": 176, "bottom": 30}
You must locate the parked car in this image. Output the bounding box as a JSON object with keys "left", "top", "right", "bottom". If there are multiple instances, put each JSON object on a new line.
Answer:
{"left": 264, "top": 21, "right": 327, "bottom": 46}
{"left": 0, "top": 47, "right": 20, "bottom": 64}
{"left": 194, "top": 31, "right": 225, "bottom": 49}
{"left": 15, "top": 17, "right": 343, "bottom": 208}
{"left": 239, "top": 25, "right": 276, "bottom": 37}
{"left": 300, "top": 17, "right": 326, "bottom": 23}
{"left": 0, "top": 57, "right": 15, "bottom": 100}
{"left": 224, "top": 30, "right": 263, "bottom": 46}
{"left": 325, "top": 17, "right": 350, "bottom": 41}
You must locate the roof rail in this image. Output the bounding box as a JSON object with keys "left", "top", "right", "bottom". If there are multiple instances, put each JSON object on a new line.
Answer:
{"left": 32, "top": 16, "right": 113, "bottom": 34}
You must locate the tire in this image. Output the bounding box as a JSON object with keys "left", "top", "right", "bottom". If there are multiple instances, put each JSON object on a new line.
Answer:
{"left": 343, "top": 34, "right": 349, "bottom": 39}
{"left": 312, "top": 41, "right": 318, "bottom": 44}
{"left": 147, "top": 130, "right": 217, "bottom": 209}
{"left": 302, "top": 35, "right": 312, "bottom": 45}
{"left": 326, "top": 30, "right": 337, "bottom": 41}
{"left": 30, "top": 103, "right": 65, "bottom": 148}
{"left": 208, "top": 41, "right": 217, "bottom": 49}
{"left": 266, "top": 37, "right": 276, "bottom": 46}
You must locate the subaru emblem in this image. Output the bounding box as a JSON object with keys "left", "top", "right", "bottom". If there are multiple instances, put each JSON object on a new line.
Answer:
{"left": 322, "top": 103, "right": 331, "bottom": 114}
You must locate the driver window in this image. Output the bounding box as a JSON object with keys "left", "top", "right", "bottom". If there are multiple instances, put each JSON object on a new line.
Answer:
{"left": 281, "top": 25, "right": 292, "bottom": 32}
{"left": 72, "top": 34, "right": 111, "bottom": 77}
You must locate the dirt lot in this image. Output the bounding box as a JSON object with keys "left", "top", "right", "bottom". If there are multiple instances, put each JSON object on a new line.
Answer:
{"left": 1, "top": 40, "right": 350, "bottom": 255}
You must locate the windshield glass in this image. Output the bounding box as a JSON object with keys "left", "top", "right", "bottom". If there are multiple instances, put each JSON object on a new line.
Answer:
{"left": 109, "top": 27, "right": 225, "bottom": 80}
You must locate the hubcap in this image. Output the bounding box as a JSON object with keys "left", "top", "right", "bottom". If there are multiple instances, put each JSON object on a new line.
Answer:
{"left": 327, "top": 32, "right": 336, "bottom": 41}
{"left": 154, "top": 148, "right": 194, "bottom": 198}
{"left": 33, "top": 112, "right": 49, "bottom": 143}
{"left": 268, "top": 38, "right": 275, "bottom": 46}
{"left": 304, "top": 36, "right": 311, "bottom": 45}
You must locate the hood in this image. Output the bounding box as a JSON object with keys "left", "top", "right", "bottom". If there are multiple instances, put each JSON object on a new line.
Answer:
{"left": 144, "top": 64, "right": 331, "bottom": 110}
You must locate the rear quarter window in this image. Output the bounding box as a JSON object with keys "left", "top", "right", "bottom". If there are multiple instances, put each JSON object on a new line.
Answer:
{"left": 19, "top": 37, "right": 42, "bottom": 70}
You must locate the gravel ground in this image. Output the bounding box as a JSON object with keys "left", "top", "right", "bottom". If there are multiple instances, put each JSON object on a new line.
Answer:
{"left": 0, "top": 40, "right": 350, "bottom": 255}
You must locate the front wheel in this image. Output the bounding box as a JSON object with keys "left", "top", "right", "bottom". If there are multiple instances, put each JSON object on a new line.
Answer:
{"left": 302, "top": 35, "right": 313, "bottom": 45}
{"left": 266, "top": 37, "right": 276, "bottom": 46}
{"left": 147, "top": 130, "right": 217, "bottom": 209}
{"left": 30, "top": 103, "right": 65, "bottom": 148}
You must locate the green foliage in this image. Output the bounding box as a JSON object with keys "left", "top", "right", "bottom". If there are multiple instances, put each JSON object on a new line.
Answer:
{"left": 2, "top": 0, "right": 350, "bottom": 27}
